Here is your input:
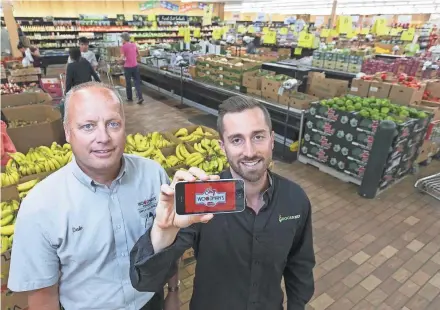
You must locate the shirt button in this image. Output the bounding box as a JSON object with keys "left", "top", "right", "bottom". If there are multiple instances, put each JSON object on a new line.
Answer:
{"left": 253, "top": 260, "right": 260, "bottom": 265}
{"left": 116, "top": 224, "right": 121, "bottom": 229}
{"left": 121, "top": 252, "right": 127, "bottom": 257}
{"left": 252, "top": 282, "right": 258, "bottom": 287}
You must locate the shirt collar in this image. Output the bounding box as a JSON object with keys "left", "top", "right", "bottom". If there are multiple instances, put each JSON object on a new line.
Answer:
{"left": 220, "top": 168, "right": 275, "bottom": 203}
{"left": 71, "top": 155, "right": 127, "bottom": 191}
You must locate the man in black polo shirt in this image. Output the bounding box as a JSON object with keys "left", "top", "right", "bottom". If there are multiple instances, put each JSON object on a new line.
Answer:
{"left": 130, "top": 96, "right": 315, "bottom": 310}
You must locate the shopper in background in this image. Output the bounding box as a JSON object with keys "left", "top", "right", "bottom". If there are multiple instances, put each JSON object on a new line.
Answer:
{"left": 67, "top": 36, "right": 98, "bottom": 70}
{"left": 120, "top": 32, "right": 144, "bottom": 104}
{"left": 8, "top": 82, "right": 179, "bottom": 310}
{"left": 17, "top": 42, "right": 33, "bottom": 67}
{"left": 130, "top": 96, "right": 316, "bottom": 310}
{"left": 65, "top": 47, "right": 101, "bottom": 94}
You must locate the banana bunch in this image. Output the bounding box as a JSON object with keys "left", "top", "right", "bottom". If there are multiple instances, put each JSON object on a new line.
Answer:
{"left": 289, "top": 140, "right": 299, "bottom": 152}
{"left": 7, "top": 143, "right": 72, "bottom": 177}
{"left": 1, "top": 167, "right": 20, "bottom": 187}
{"left": 1, "top": 200, "right": 19, "bottom": 254}
{"left": 125, "top": 132, "right": 172, "bottom": 155}
{"left": 17, "top": 178, "right": 40, "bottom": 199}
{"left": 174, "top": 143, "right": 203, "bottom": 167}
{"left": 151, "top": 149, "right": 168, "bottom": 167}
{"left": 174, "top": 126, "right": 215, "bottom": 142}
{"left": 192, "top": 138, "right": 229, "bottom": 174}
{"left": 197, "top": 157, "right": 227, "bottom": 174}
{"left": 164, "top": 155, "right": 182, "bottom": 168}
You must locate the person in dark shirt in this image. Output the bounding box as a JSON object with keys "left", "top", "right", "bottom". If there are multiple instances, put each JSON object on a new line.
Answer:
{"left": 130, "top": 96, "right": 315, "bottom": 310}
{"left": 65, "top": 47, "right": 100, "bottom": 94}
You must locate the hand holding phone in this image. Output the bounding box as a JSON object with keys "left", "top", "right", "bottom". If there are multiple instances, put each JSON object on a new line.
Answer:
{"left": 155, "top": 167, "right": 220, "bottom": 231}
{"left": 174, "top": 179, "right": 245, "bottom": 215}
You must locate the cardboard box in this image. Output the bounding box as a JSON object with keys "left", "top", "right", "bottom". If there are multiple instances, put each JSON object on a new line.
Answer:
{"left": 417, "top": 101, "right": 440, "bottom": 122}
{"left": 1, "top": 92, "right": 53, "bottom": 108}
{"left": 7, "top": 75, "right": 39, "bottom": 83}
{"left": 416, "top": 141, "right": 437, "bottom": 163}
{"left": 368, "top": 81, "right": 392, "bottom": 99}
{"left": 307, "top": 75, "right": 349, "bottom": 99}
{"left": 389, "top": 84, "right": 426, "bottom": 106}
{"left": 119, "top": 76, "right": 126, "bottom": 87}
{"left": 3, "top": 105, "right": 65, "bottom": 153}
{"left": 426, "top": 80, "right": 440, "bottom": 98}
{"left": 349, "top": 79, "right": 370, "bottom": 97}
{"left": 9, "top": 67, "right": 41, "bottom": 76}
{"left": 312, "top": 59, "right": 324, "bottom": 68}
{"left": 242, "top": 71, "right": 261, "bottom": 90}
{"left": 278, "top": 92, "right": 318, "bottom": 109}
{"left": 246, "top": 88, "right": 262, "bottom": 97}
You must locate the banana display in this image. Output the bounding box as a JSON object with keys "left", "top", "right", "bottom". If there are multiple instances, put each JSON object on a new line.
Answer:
{"left": 1, "top": 142, "right": 73, "bottom": 188}
{"left": 17, "top": 178, "right": 40, "bottom": 199}
{"left": 1, "top": 200, "right": 19, "bottom": 254}
{"left": 174, "top": 126, "right": 215, "bottom": 142}
{"left": 125, "top": 132, "right": 173, "bottom": 155}
{"left": 186, "top": 139, "right": 229, "bottom": 174}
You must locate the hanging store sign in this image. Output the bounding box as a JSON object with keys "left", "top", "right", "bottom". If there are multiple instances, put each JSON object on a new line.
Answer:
{"left": 160, "top": 1, "right": 179, "bottom": 12}
{"left": 139, "top": 0, "right": 158, "bottom": 11}
{"left": 180, "top": 2, "right": 206, "bottom": 12}
{"left": 157, "top": 15, "right": 188, "bottom": 22}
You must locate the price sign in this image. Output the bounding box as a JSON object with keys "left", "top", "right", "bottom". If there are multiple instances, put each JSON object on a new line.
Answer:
{"left": 193, "top": 28, "right": 201, "bottom": 38}
{"left": 178, "top": 28, "right": 185, "bottom": 36}
{"left": 212, "top": 28, "right": 222, "bottom": 40}
{"left": 184, "top": 28, "right": 191, "bottom": 43}
{"left": 401, "top": 27, "right": 415, "bottom": 41}
{"left": 151, "top": 21, "right": 158, "bottom": 30}
{"left": 373, "top": 18, "right": 387, "bottom": 35}
{"left": 298, "top": 31, "right": 314, "bottom": 48}
{"left": 262, "top": 27, "right": 269, "bottom": 34}
{"left": 337, "top": 16, "right": 352, "bottom": 34}
{"left": 294, "top": 47, "right": 302, "bottom": 55}
{"left": 360, "top": 27, "right": 370, "bottom": 35}
{"left": 320, "top": 29, "right": 330, "bottom": 38}
{"left": 263, "top": 31, "right": 277, "bottom": 44}
{"left": 238, "top": 25, "right": 247, "bottom": 34}
{"left": 247, "top": 25, "right": 255, "bottom": 33}
{"left": 147, "top": 14, "right": 156, "bottom": 22}
{"left": 389, "top": 28, "right": 400, "bottom": 36}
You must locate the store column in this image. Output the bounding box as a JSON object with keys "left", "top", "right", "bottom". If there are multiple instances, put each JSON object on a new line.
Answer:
{"left": 2, "top": 1, "right": 21, "bottom": 57}
{"left": 213, "top": 3, "right": 225, "bottom": 21}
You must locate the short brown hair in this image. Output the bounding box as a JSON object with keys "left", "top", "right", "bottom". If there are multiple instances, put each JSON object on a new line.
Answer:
{"left": 217, "top": 96, "right": 272, "bottom": 139}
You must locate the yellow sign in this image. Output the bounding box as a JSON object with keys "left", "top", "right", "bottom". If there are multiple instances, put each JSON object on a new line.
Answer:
{"left": 262, "top": 27, "right": 269, "bottom": 34}
{"left": 237, "top": 25, "right": 247, "bottom": 34}
{"left": 247, "top": 25, "right": 255, "bottom": 34}
{"left": 320, "top": 29, "right": 330, "bottom": 38}
{"left": 184, "top": 28, "right": 191, "bottom": 43}
{"left": 337, "top": 15, "right": 352, "bottom": 34}
{"left": 147, "top": 14, "right": 156, "bottom": 22}
{"left": 193, "top": 28, "right": 201, "bottom": 38}
{"left": 360, "top": 27, "right": 370, "bottom": 35}
{"left": 298, "top": 31, "right": 314, "bottom": 48}
{"left": 263, "top": 31, "right": 277, "bottom": 44}
{"left": 346, "top": 30, "right": 355, "bottom": 39}
{"left": 401, "top": 27, "right": 415, "bottom": 41}
{"left": 279, "top": 27, "right": 288, "bottom": 35}
{"left": 294, "top": 47, "right": 302, "bottom": 55}
{"left": 389, "top": 28, "right": 400, "bottom": 36}
{"left": 330, "top": 29, "right": 339, "bottom": 37}
{"left": 373, "top": 18, "right": 387, "bottom": 35}
{"left": 151, "top": 21, "right": 157, "bottom": 30}
{"left": 212, "top": 28, "right": 222, "bottom": 40}
{"left": 178, "top": 27, "right": 185, "bottom": 36}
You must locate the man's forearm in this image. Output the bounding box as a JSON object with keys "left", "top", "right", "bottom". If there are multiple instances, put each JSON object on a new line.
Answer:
{"left": 151, "top": 222, "right": 180, "bottom": 253}
{"left": 28, "top": 285, "right": 60, "bottom": 310}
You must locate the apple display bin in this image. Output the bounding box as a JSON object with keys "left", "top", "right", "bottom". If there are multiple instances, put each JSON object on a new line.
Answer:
{"left": 298, "top": 102, "right": 433, "bottom": 199}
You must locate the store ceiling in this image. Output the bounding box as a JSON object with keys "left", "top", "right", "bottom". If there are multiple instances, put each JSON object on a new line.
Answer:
{"left": 223, "top": 0, "right": 439, "bottom": 15}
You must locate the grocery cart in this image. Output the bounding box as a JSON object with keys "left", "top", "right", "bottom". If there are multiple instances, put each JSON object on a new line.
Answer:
{"left": 40, "top": 75, "right": 64, "bottom": 106}
{"left": 415, "top": 173, "right": 440, "bottom": 201}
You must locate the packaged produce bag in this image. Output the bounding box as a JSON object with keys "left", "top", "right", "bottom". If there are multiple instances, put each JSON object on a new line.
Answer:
{"left": 1, "top": 121, "right": 17, "bottom": 166}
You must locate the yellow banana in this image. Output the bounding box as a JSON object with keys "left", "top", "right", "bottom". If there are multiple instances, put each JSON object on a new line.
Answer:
{"left": 175, "top": 128, "right": 188, "bottom": 137}
{"left": 0, "top": 214, "right": 14, "bottom": 226}
{"left": 11, "top": 200, "right": 19, "bottom": 211}
{"left": 1, "top": 224, "right": 15, "bottom": 236}
{"left": 8, "top": 152, "right": 26, "bottom": 163}
{"left": 1, "top": 209, "right": 14, "bottom": 219}
{"left": 51, "top": 158, "right": 61, "bottom": 170}
{"left": 1, "top": 236, "right": 10, "bottom": 253}
{"left": 175, "top": 145, "right": 185, "bottom": 161}
{"left": 217, "top": 157, "right": 224, "bottom": 172}
{"left": 17, "top": 178, "right": 39, "bottom": 192}
{"left": 63, "top": 143, "right": 72, "bottom": 150}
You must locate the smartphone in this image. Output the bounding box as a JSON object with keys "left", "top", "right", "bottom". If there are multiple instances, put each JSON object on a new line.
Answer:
{"left": 175, "top": 179, "right": 245, "bottom": 215}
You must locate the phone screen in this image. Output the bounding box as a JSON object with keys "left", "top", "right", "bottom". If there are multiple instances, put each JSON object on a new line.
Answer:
{"left": 175, "top": 179, "right": 245, "bottom": 215}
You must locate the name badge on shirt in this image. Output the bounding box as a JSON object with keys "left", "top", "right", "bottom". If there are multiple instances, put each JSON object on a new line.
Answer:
{"left": 137, "top": 196, "right": 157, "bottom": 228}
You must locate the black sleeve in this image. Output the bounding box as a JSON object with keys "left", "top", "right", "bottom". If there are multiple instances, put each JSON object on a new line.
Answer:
{"left": 65, "top": 63, "right": 74, "bottom": 94}
{"left": 284, "top": 196, "right": 315, "bottom": 309}
{"left": 130, "top": 223, "right": 200, "bottom": 292}
{"left": 89, "top": 61, "right": 101, "bottom": 82}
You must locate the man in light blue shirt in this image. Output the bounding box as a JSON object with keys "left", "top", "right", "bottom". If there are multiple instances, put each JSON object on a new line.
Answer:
{"left": 8, "top": 82, "right": 180, "bottom": 310}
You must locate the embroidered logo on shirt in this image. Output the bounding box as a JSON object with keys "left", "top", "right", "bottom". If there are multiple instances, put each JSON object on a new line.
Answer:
{"left": 72, "top": 226, "right": 83, "bottom": 233}
{"left": 279, "top": 214, "right": 300, "bottom": 223}
{"left": 138, "top": 196, "right": 157, "bottom": 229}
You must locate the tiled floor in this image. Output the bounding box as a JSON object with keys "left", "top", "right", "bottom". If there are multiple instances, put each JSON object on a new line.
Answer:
{"left": 48, "top": 68, "right": 440, "bottom": 309}
{"left": 122, "top": 89, "right": 440, "bottom": 310}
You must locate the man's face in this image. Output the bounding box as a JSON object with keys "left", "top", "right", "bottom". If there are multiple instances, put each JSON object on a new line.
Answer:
{"left": 79, "top": 42, "right": 88, "bottom": 53}
{"left": 64, "top": 87, "right": 126, "bottom": 176}
{"left": 220, "top": 107, "right": 274, "bottom": 182}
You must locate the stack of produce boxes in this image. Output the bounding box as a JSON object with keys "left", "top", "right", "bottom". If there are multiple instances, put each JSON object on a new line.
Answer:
{"left": 194, "top": 55, "right": 261, "bottom": 93}
{"left": 312, "top": 51, "right": 366, "bottom": 73}
{"left": 301, "top": 95, "right": 433, "bottom": 191}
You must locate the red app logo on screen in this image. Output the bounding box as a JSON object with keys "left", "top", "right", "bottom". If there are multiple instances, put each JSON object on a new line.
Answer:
{"left": 185, "top": 181, "right": 236, "bottom": 213}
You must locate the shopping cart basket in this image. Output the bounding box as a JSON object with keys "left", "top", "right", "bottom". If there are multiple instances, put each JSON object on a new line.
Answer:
{"left": 40, "top": 76, "right": 64, "bottom": 106}
{"left": 414, "top": 173, "right": 440, "bottom": 201}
